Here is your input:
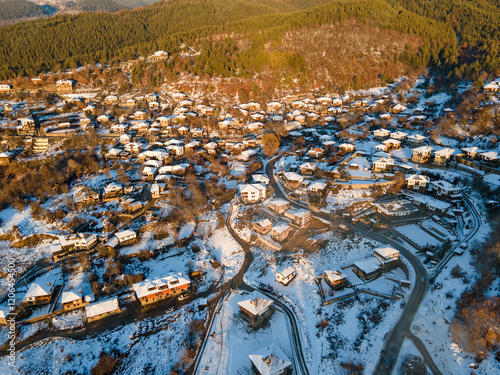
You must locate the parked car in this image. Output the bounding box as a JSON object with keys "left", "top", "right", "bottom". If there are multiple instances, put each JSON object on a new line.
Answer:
{"left": 178, "top": 293, "right": 189, "bottom": 301}
{"left": 400, "top": 300, "right": 407, "bottom": 309}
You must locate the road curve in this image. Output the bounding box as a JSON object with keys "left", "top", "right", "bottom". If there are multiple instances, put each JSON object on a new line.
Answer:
{"left": 265, "top": 155, "right": 439, "bottom": 375}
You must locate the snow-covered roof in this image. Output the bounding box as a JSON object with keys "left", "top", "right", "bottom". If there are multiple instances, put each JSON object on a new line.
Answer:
{"left": 309, "top": 181, "right": 327, "bottom": 190}
{"left": 249, "top": 343, "right": 292, "bottom": 375}
{"left": 61, "top": 274, "right": 94, "bottom": 304}
{"left": 24, "top": 282, "right": 53, "bottom": 300}
{"left": 413, "top": 145, "right": 432, "bottom": 153}
{"left": 325, "top": 270, "right": 347, "bottom": 282}
{"left": 115, "top": 229, "right": 136, "bottom": 242}
{"left": 434, "top": 148, "right": 455, "bottom": 157}
{"left": 278, "top": 266, "right": 295, "bottom": 278}
{"left": 286, "top": 209, "right": 309, "bottom": 218}
{"left": 353, "top": 258, "right": 380, "bottom": 274}
{"left": 238, "top": 183, "right": 266, "bottom": 195}
{"left": 252, "top": 174, "right": 270, "bottom": 184}
{"left": 85, "top": 298, "right": 119, "bottom": 319}
{"left": 255, "top": 218, "right": 272, "bottom": 227}
{"left": 374, "top": 246, "right": 399, "bottom": 259}
{"left": 406, "top": 174, "right": 430, "bottom": 183}
{"left": 132, "top": 273, "right": 191, "bottom": 299}
{"left": 238, "top": 291, "right": 273, "bottom": 316}
{"left": 283, "top": 172, "right": 303, "bottom": 181}
{"left": 272, "top": 223, "right": 291, "bottom": 234}
{"left": 268, "top": 199, "right": 289, "bottom": 207}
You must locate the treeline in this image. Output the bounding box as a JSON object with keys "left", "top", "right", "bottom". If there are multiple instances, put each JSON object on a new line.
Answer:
{"left": 0, "top": 0, "right": 499, "bottom": 80}
{"left": 79, "top": 0, "right": 129, "bottom": 12}
{"left": 0, "top": 0, "right": 49, "bottom": 22}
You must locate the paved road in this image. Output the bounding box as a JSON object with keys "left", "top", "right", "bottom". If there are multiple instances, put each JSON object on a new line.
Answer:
{"left": 265, "top": 155, "right": 440, "bottom": 375}
{"left": 191, "top": 201, "right": 310, "bottom": 375}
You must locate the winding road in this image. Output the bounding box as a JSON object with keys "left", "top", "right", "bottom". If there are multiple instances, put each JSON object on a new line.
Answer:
{"left": 264, "top": 155, "right": 473, "bottom": 375}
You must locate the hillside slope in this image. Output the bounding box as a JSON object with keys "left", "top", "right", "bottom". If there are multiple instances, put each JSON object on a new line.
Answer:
{"left": 0, "top": 0, "right": 498, "bottom": 80}
{"left": 0, "top": 0, "right": 50, "bottom": 22}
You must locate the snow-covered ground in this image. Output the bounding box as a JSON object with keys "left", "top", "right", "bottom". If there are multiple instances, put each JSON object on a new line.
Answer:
{"left": 52, "top": 310, "right": 85, "bottom": 330}
{"left": 411, "top": 215, "right": 497, "bottom": 374}
{"left": 244, "top": 233, "right": 408, "bottom": 373}
{"left": 0, "top": 302, "right": 207, "bottom": 375}
{"left": 197, "top": 290, "right": 293, "bottom": 374}
{"left": 207, "top": 227, "right": 245, "bottom": 282}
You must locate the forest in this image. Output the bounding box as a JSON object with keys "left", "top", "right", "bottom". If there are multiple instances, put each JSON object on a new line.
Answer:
{"left": 0, "top": 0, "right": 498, "bottom": 81}
{"left": 0, "top": 0, "right": 49, "bottom": 22}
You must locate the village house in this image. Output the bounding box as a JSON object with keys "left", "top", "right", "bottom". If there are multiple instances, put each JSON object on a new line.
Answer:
{"left": 0, "top": 152, "right": 11, "bottom": 166}
{"left": 432, "top": 180, "right": 461, "bottom": 200}
{"left": 61, "top": 274, "right": 94, "bottom": 310}
{"left": 23, "top": 281, "right": 55, "bottom": 305}
{"left": 282, "top": 172, "right": 304, "bottom": 188}
{"left": 238, "top": 183, "right": 267, "bottom": 204}
{"left": 284, "top": 209, "right": 311, "bottom": 227}
{"left": 103, "top": 182, "right": 123, "bottom": 199}
{"left": 267, "top": 199, "right": 290, "bottom": 214}
{"left": 58, "top": 233, "right": 97, "bottom": 252}
{"left": 373, "top": 246, "right": 400, "bottom": 270}
{"left": 479, "top": 151, "right": 499, "bottom": 166}
{"left": 407, "top": 134, "right": 427, "bottom": 147}
{"left": 271, "top": 223, "right": 292, "bottom": 242}
{"left": 406, "top": 174, "right": 430, "bottom": 192}
{"left": 353, "top": 258, "right": 381, "bottom": 281}
{"left": 308, "top": 147, "right": 324, "bottom": 158}
{"left": 151, "top": 183, "right": 167, "bottom": 198}
{"left": 373, "top": 128, "right": 391, "bottom": 141}
{"left": 484, "top": 81, "right": 500, "bottom": 92}
{"left": 158, "top": 164, "right": 190, "bottom": 176}
{"left": 324, "top": 270, "right": 348, "bottom": 290}
{"left": 252, "top": 174, "right": 270, "bottom": 185}
{"left": 33, "top": 137, "right": 49, "bottom": 153}
{"left": 142, "top": 166, "right": 158, "bottom": 181}
{"left": 434, "top": 148, "right": 455, "bottom": 165}
{"left": 308, "top": 181, "right": 327, "bottom": 196}
{"left": 85, "top": 298, "right": 122, "bottom": 323}
{"left": 115, "top": 229, "right": 137, "bottom": 246}
{"left": 338, "top": 143, "right": 355, "bottom": 153}
{"left": 0, "top": 84, "right": 12, "bottom": 91}
{"left": 412, "top": 145, "right": 432, "bottom": 163}
{"left": 253, "top": 218, "right": 273, "bottom": 235}
{"left": 248, "top": 343, "right": 292, "bottom": 375}
{"left": 237, "top": 291, "right": 274, "bottom": 327}
{"left": 132, "top": 273, "right": 191, "bottom": 306}
{"left": 461, "top": 146, "right": 482, "bottom": 160}
{"left": 299, "top": 162, "right": 318, "bottom": 175}
{"left": 382, "top": 138, "right": 401, "bottom": 150}
{"left": 266, "top": 101, "right": 283, "bottom": 111}
{"left": 276, "top": 266, "right": 296, "bottom": 286}
{"left": 411, "top": 195, "right": 451, "bottom": 215}
{"left": 56, "top": 79, "right": 74, "bottom": 90}
{"left": 390, "top": 131, "right": 407, "bottom": 141}
{"left": 73, "top": 186, "right": 99, "bottom": 204}
{"left": 121, "top": 198, "right": 142, "bottom": 214}
{"left": 104, "top": 95, "right": 118, "bottom": 104}
{"left": 372, "top": 157, "right": 394, "bottom": 173}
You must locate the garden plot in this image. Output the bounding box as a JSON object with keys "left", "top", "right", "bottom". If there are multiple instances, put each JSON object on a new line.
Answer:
{"left": 52, "top": 310, "right": 85, "bottom": 330}
{"left": 325, "top": 189, "right": 372, "bottom": 210}
{"left": 197, "top": 290, "right": 293, "bottom": 375}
